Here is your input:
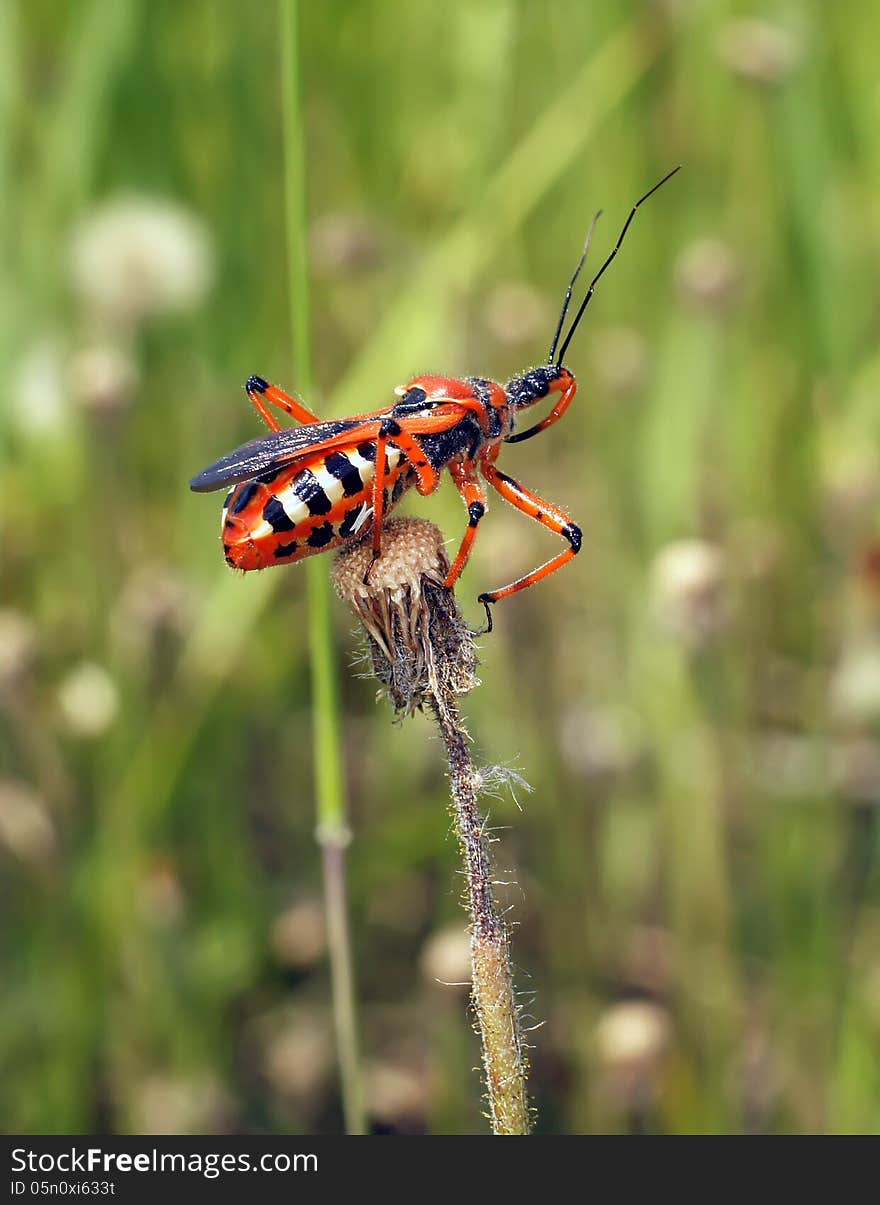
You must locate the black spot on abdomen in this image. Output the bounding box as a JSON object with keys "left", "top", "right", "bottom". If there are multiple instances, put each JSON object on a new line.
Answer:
{"left": 306, "top": 521, "right": 335, "bottom": 548}
{"left": 339, "top": 504, "right": 365, "bottom": 538}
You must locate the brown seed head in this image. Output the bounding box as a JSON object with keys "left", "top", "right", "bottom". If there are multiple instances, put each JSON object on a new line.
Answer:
{"left": 332, "top": 518, "right": 478, "bottom": 715}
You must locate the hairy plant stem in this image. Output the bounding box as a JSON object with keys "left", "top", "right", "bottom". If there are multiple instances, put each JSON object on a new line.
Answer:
{"left": 429, "top": 694, "right": 529, "bottom": 1135}
{"left": 279, "top": 0, "right": 365, "bottom": 1134}
{"left": 331, "top": 521, "right": 530, "bottom": 1134}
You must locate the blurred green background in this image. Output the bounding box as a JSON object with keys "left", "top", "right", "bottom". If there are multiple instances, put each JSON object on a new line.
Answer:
{"left": 3, "top": 0, "right": 880, "bottom": 1135}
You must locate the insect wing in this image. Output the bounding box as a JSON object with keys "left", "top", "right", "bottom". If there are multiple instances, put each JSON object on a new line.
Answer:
{"left": 189, "top": 418, "right": 366, "bottom": 493}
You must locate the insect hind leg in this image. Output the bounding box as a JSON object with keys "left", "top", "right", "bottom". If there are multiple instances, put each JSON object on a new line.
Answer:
{"left": 478, "top": 462, "right": 582, "bottom": 614}
{"left": 246, "top": 376, "right": 320, "bottom": 432}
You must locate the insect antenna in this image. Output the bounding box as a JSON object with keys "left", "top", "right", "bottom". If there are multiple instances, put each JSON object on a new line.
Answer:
{"left": 546, "top": 210, "right": 602, "bottom": 365}
{"left": 554, "top": 165, "right": 681, "bottom": 366}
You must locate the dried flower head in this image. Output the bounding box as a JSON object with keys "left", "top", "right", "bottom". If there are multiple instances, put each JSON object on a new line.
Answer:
{"left": 332, "top": 518, "right": 478, "bottom": 714}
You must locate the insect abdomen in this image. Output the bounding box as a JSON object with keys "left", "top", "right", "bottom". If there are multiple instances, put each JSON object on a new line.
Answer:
{"left": 222, "top": 444, "right": 413, "bottom": 570}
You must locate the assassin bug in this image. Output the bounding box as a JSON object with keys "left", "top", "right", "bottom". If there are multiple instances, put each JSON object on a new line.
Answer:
{"left": 190, "top": 167, "right": 679, "bottom": 630}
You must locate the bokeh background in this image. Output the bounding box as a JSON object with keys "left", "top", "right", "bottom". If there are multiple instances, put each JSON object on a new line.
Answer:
{"left": 3, "top": 0, "right": 880, "bottom": 1135}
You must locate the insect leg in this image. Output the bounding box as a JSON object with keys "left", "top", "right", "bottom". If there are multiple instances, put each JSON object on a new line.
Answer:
{"left": 380, "top": 424, "right": 440, "bottom": 496}
{"left": 362, "top": 420, "right": 395, "bottom": 579}
{"left": 245, "top": 375, "right": 320, "bottom": 432}
{"left": 478, "top": 462, "right": 582, "bottom": 623}
{"left": 362, "top": 419, "right": 442, "bottom": 582}
{"left": 505, "top": 376, "right": 578, "bottom": 445}
{"left": 444, "top": 459, "right": 488, "bottom": 589}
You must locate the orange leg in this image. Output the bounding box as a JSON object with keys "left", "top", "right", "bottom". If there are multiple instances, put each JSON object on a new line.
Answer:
{"left": 506, "top": 377, "right": 577, "bottom": 445}
{"left": 364, "top": 418, "right": 442, "bottom": 581}
{"left": 245, "top": 375, "right": 320, "bottom": 432}
{"left": 478, "top": 462, "right": 581, "bottom": 627}
{"left": 444, "top": 459, "right": 488, "bottom": 589}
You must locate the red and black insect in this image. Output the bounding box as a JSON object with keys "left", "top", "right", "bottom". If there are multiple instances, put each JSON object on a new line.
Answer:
{"left": 191, "top": 168, "right": 679, "bottom": 629}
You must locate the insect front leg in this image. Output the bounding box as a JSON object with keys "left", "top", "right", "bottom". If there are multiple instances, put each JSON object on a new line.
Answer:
{"left": 245, "top": 375, "right": 321, "bottom": 432}
{"left": 444, "top": 459, "right": 488, "bottom": 589}
{"left": 478, "top": 461, "right": 582, "bottom": 625}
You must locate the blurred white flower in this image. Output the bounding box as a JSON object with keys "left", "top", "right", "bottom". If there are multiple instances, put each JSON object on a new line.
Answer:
{"left": 57, "top": 661, "right": 119, "bottom": 738}
{"left": 485, "top": 282, "right": 553, "bottom": 349}
{"left": 831, "top": 641, "right": 880, "bottom": 725}
{"left": 116, "top": 562, "right": 192, "bottom": 654}
{"left": 594, "top": 1000, "right": 670, "bottom": 1075}
{"left": 822, "top": 442, "right": 880, "bottom": 528}
{"left": 70, "top": 196, "right": 214, "bottom": 325}
{"left": 419, "top": 923, "right": 471, "bottom": 988}
{"left": 11, "top": 337, "right": 69, "bottom": 435}
{"left": 718, "top": 18, "right": 804, "bottom": 86}
{"left": 309, "top": 210, "right": 386, "bottom": 277}
{"left": 752, "top": 733, "right": 822, "bottom": 800}
{"left": 269, "top": 898, "right": 327, "bottom": 970}
{"left": 129, "top": 1072, "right": 230, "bottom": 1135}
{"left": 0, "top": 778, "right": 56, "bottom": 867}
{"left": 618, "top": 926, "right": 675, "bottom": 997}
{"left": 138, "top": 860, "right": 187, "bottom": 927}
{"left": 595, "top": 998, "right": 672, "bottom": 1111}
{"left": 261, "top": 1008, "right": 333, "bottom": 1104}
{"left": 560, "top": 704, "right": 644, "bottom": 781}
{"left": 675, "top": 238, "right": 741, "bottom": 314}
{"left": 591, "top": 326, "right": 650, "bottom": 399}
{"left": 68, "top": 343, "right": 139, "bottom": 416}
{"left": 366, "top": 1059, "right": 428, "bottom": 1129}
{"left": 651, "top": 539, "right": 728, "bottom": 646}
{"left": 0, "top": 610, "right": 38, "bottom": 693}
{"left": 830, "top": 737, "right": 880, "bottom": 805}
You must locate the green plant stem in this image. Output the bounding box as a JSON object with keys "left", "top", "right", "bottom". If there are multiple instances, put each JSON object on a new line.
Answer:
{"left": 279, "top": 0, "right": 365, "bottom": 1135}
